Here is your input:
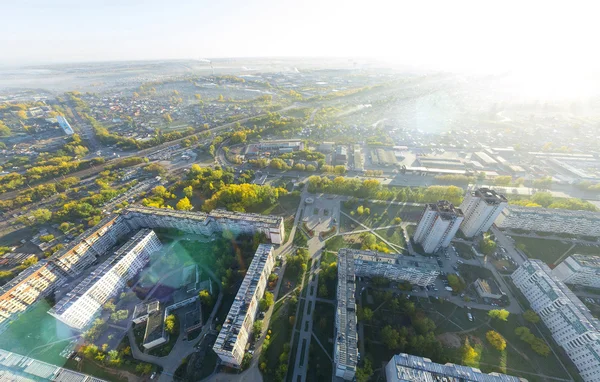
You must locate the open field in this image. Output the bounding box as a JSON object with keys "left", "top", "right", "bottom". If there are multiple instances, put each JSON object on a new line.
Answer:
{"left": 512, "top": 237, "right": 573, "bottom": 267}
{"left": 340, "top": 203, "right": 424, "bottom": 232}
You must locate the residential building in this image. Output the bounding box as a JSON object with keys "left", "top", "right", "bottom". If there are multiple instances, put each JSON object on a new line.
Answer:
{"left": 413, "top": 200, "right": 464, "bottom": 253}
{"left": 512, "top": 260, "right": 600, "bottom": 381}
{"left": 384, "top": 353, "right": 524, "bottom": 382}
{"left": 49, "top": 229, "right": 161, "bottom": 330}
{"left": 459, "top": 188, "right": 507, "bottom": 237}
{"left": 334, "top": 249, "right": 440, "bottom": 380}
{"left": 496, "top": 207, "right": 600, "bottom": 237}
{"left": 553, "top": 255, "right": 600, "bottom": 288}
{"left": 0, "top": 349, "right": 106, "bottom": 382}
{"left": 335, "top": 247, "right": 358, "bottom": 380}
{"left": 258, "top": 139, "right": 304, "bottom": 151}
{"left": 318, "top": 141, "right": 335, "bottom": 153}
{"left": 122, "top": 206, "right": 284, "bottom": 244}
{"left": 213, "top": 244, "right": 274, "bottom": 367}
{"left": 473, "top": 278, "right": 504, "bottom": 300}
{"left": 0, "top": 207, "right": 283, "bottom": 333}
{"left": 335, "top": 146, "right": 348, "bottom": 166}
{"left": 56, "top": 115, "right": 74, "bottom": 135}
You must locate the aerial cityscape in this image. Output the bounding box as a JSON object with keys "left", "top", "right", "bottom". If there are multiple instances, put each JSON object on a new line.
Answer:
{"left": 1, "top": 2, "right": 600, "bottom": 382}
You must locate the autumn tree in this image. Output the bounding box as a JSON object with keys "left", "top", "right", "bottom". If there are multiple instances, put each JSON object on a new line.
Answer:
{"left": 176, "top": 197, "right": 193, "bottom": 211}
{"left": 183, "top": 186, "right": 193, "bottom": 198}
{"left": 486, "top": 330, "right": 506, "bottom": 351}
{"left": 199, "top": 290, "right": 213, "bottom": 306}
{"left": 164, "top": 314, "right": 177, "bottom": 334}
{"left": 488, "top": 309, "right": 510, "bottom": 321}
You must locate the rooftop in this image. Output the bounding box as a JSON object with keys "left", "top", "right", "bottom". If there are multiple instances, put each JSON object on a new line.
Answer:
{"left": 571, "top": 254, "right": 600, "bottom": 268}
{"left": 473, "top": 188, "right": 508, "bottom": 204}
{"left": 214, "top": 244, "right": 273, "bottom": 355}
{"left": 389, "top": 353, "right": 523, "bottom": 382}
{"left": 429, "top": 200, "right": 464, "bottom": 220}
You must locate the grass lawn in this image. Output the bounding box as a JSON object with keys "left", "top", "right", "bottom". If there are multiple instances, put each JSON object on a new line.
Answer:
{"left": 458, "top": 263, "right": 494, "bottom": 284}
{"left": 453, "top": 241, "right": 475, "bottom": 259}
{"left": 248, "top": 194, "right": 300, "bottom": 216}
{"left": 306, "top": 340, "right": 333, "bottom": 382}
{"left": 566, "top": 244, "right": 600, "bottom": 256}
{"left": 292, "top": 229, "right": 308, "bottom": 247}
{"left": 312, "top": 302, "right": 335, "bottom": 355}
{"left": 469, "top": 316, "right": 570, "bottom": 381}
{"left": 0, "top": 300, "right": 74, "bottom": 365}
{"left": 373, "top": 226, "right": 406, "bottom": 248}
{"left": 324, "top": 235, "right": 361, "bottom": 252}
{"left": 432, "top": 302, "right": 572, "bottom": 381}
{"left": 512, "top": 237, "right": 572, "bottom": 267}
{"left": 341, "top": 203, "right": 424, "bottom": 231}
{"left": 263, "top": 298, "right": 294, "bottom": 377}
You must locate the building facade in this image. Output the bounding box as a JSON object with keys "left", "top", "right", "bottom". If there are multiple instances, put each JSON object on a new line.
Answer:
{"left": 384, "top": 353, "right": 523, "bottom": 382}
{"left": 213, "top": 244, "right": 274, "bottom": 367}
{"left": 0, "top": 206, "right": 283, "bottom": 333}
{"left": 413, "top": 200, "right": 464, "bottom": 253}
{"left": 459, "top": 188, "right": 507, "bottom": 238}
{"left": 334, "top": 249, "right": 440, "bottom": 380}
{"left": 512, "top": 260, "right": 600, "bottom": 381}
{"left": 496, "top": 207, "right": 600, "bottom": 237}
{"left": 49, "top": 229, "right": 161, "bottom": 330}
{"left": 553, "top": 255, "right": 600, "bottom": 288}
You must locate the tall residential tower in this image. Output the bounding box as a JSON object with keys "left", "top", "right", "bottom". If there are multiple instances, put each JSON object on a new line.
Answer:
{"left": 413, "top": 200, "right": 464, "bottom": 253}
{"left": 459, "top": 188, "right": 507, "bottom": 238}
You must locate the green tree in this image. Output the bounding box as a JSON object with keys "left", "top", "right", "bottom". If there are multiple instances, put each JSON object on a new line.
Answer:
{"left": 39, "top": 234, "right": 54, "bottom": 242}
{"left": 381, "top": 325, "right": 400, "bottom": 350}
{"left": 32, "top": 208, "right": 52, "bottom": 224}
{"left": 480, "top": 236, "right": 497, "bottom": 255}
{"left": 488, "top": 309, "right": 510, "bottom": 321}
{"left": 259, "top": 292, "right": 274, "bottom": 311}
{"left": 230, "top": 131, "right": 247, "bottom": 144}
{"left": 523, "top": 309, "right": 540, "bottom": 324}
{"left": 176, "top": 197, "right": 193, "bottom": 211}
{"left": 0, "top": 121, "right": 11, "bottom": 136}
{"left": 183, "top": 186, "right": 193, "bottom": 198}
{"left": 356, "top": 359, "right": 373, "bottom": 382}
{"left": 253, "top": 320, "right": 263, "bottom": 338}
{"left": 486, "top": 330, "right": 506, "bottom": 351}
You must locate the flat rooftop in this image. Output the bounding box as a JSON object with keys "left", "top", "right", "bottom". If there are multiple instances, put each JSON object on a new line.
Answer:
{"left": 473, "top": 188, "right": 507, "bottom": 205}
{"left": 429, "top": 200, "right": 464, "bottom": 220}
{"left": 571, "top": 254, "right": 600, "bottom": 269}
{"left": 389, "top": 353, "right": 523, "bottom": 382}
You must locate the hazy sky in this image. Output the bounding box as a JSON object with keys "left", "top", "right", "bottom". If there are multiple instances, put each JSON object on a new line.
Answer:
{"left": 1, "top": 0, "right": 598, "bottom": 75}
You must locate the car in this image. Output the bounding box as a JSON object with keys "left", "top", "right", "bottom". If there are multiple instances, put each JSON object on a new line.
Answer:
{"left": 467, "top": 313, "right": 473, "bottom": 322}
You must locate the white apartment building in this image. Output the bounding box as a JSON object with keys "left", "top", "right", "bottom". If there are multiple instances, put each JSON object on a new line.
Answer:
{"left": 459, "top": 188, "right": 508, "bottom": 238}
{"left": 496, "top": 206, "right": 600, "bottom": 237}
{"left": 49, "top": 229, "right": 161, "bottom": 330}
{"left": 385, "top": 353, "right": 523, "bottom": 382}
{"left": 512, "top": 260, "right": 600, "bottom": 381}
{"left": 352, "top": 250, "right": 440, "bottom": 286}
{"left": 0, "top": 206, "right": 283, "bottom": 333}
{"left": 553, "top": 255, "right": 600, "bottom": 289}
{"left": 335, "top": 247, "right": 358, "bottom": 380}
{"left": 334, "top": 249, "right": 440, "bottom": 380}
{"left": 413, "top": 200, "right": 464, "bottom": 253}
{"left": 122, "top": 206, "right": 284, "bottom": 244}
{"left": 213, "top": 244, "right": 274, "bottom": 367}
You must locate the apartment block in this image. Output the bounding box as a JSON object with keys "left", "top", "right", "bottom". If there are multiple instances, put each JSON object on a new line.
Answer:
{"left": 335, "top": 247, "right": 359, "bottom": 380}
{"left": 496, "top": 207, "right": 600, "bottom": 237}
{"left": 459, "top": 188, "right": 507, "bottom": 238}
{"left": 49, "top": 229, "right": 161, "bottom": 330}
{"left": 413, "top": 200, "right": 464, "bottom": 253}
{"left": 0, "top": 206, "right": 283, "bottom": 333}
{"left": 122, "top": 206, "right": 284, "bottom": 244}
{"left": 385, "top": 353, "right": 523, "bottom": 382}
{"left": 335, "top": 249, "right": 440, "bottom": 380}
{"left": 213, "top": 244, "right": 274, "bottom": 367}
{"left": 553, "top": 255, "right": 600, "bottom": 288}
{"left": 512, "top": 260, "right": 600, "bottom": 381}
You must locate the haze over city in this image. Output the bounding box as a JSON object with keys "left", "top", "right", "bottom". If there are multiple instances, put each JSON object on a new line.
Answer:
{"left": 0, "top": 1, "right": 600, "bottom": 382}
